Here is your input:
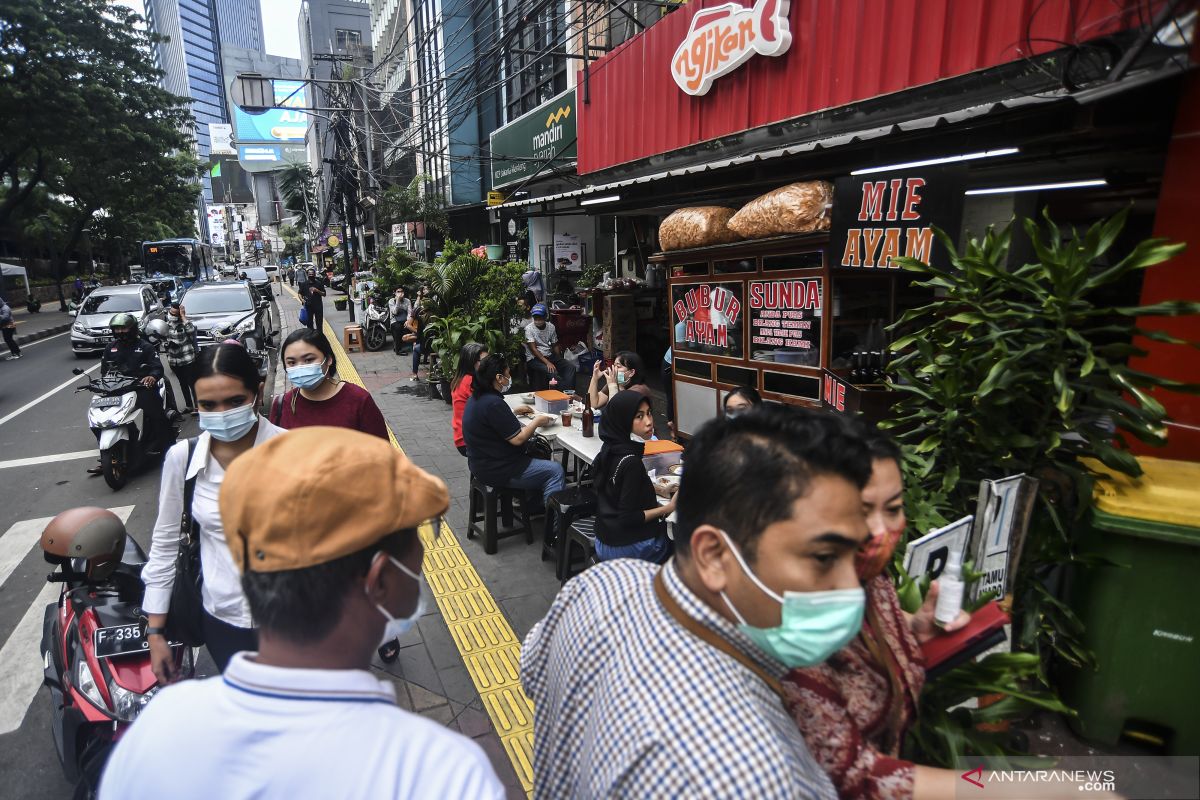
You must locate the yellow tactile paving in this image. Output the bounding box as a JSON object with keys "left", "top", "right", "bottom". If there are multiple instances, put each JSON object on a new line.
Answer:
{"left": 287, "top": 298, "right": 536, "bottom": 795}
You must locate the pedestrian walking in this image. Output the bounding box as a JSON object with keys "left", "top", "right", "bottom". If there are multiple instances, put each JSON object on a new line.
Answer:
{"left": 99, "top": 428, "right": 505, "bottom": 800}
{"left": 286, "top": 266, "right": 295, "bottom": 287}
{"left": 0, "top": 298, "right": 19, "bottom": 360}
{"left": 520, "top": 407, "right": 873, "bottom": 798}
{"left": 304, "top": 267, "right": 325, "bottom": 331}
{"left": 140, "top": 344, "right": 285, "bottom": 678}
{"left": 165, "top": 301, "right": 198, "bottom": 413}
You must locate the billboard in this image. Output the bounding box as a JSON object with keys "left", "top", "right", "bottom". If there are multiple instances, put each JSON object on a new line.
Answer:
{"left": 232, "top": 79, "right": 308, "bottom": 144}
{"left": 208, "top": 123, "right": 235, "bottom": 155}
{"left": 209, "top": 156, "right": 255, "bottom": 205}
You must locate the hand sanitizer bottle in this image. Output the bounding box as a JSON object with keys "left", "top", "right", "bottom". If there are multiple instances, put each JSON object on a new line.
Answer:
{"left": 934, "top": 549, "right": 965, "bottom": 627}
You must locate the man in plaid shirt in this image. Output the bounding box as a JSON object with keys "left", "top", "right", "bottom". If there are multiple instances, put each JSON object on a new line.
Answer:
{"left": 165, "top": 302, "right": 198, "bottom": 413}
{"left": 522, "top": 407, "right": 873, "bottom": 798}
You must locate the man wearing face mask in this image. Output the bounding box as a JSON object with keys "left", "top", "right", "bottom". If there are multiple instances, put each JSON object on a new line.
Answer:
{"left": 523, "top": 303, "right": 577, "bottom": 391}
{"left": 521, "top": 406, "right": 872, "bottom": 798}
{"left": 92, "top": 313, "right": 170, "bottom": 460}
{"left": 101, "top": 428, "right": 505, "bottom": 800}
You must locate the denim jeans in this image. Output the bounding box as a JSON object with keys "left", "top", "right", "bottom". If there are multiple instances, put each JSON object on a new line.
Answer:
{"left": 504, "top": 457, "right": 566, "bottom": 505}
{"left": 596, "top": 533, "right": 673, "bottom": 565}
{"left": 526, "top": 355, "right": 577, "bottom": 392}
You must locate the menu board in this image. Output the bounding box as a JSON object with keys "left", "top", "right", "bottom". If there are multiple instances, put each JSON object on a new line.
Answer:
{"left": 671, "top": 282, "right": 744, "bottom": 359}
{"left": 747, "top": 278, "right": 822, "bottom": 367}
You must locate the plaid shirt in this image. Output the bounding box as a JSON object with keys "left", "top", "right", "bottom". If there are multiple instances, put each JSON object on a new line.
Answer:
{"left": 165, "top": 317, "right": 197, "bottom": 367}
{"left": 521, "top": 559, "right": 838, "bottom": 799}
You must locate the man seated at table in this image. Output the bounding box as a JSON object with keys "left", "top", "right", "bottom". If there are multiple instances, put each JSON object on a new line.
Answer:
{"left": 520, "top": 406, "right": 872, "bottom": 798}
{"left": 524, "top": 303, "right": 577, "bottom": 391}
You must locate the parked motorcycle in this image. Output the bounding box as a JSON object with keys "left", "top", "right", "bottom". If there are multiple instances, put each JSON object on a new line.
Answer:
{"left": 40, "top": 507, "right": 191, "bottom": 799}
{"left": 363, "top": 294, "right": 391, "bottom": 351}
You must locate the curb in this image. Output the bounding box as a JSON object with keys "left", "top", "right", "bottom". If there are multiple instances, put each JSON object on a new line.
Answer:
{"left": 15, "top": 322, "right": 72, "bottom": 347}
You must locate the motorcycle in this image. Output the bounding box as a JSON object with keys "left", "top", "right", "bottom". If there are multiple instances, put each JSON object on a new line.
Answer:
{"left": 206, "top": 307, "right": 276, "bottom": 378}
{"left": 74, "top": 371, "right": 177, "bottom": 491}
{"left": 362, "top": 294, "right": 391, "bottom": 351}
{"left": 40, "top": 507, "right": 192, "bottom": 799}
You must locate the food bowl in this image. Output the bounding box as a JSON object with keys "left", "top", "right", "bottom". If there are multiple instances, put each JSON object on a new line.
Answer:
{"left": 520, "top": 393, "right": 535, "bottom": 403}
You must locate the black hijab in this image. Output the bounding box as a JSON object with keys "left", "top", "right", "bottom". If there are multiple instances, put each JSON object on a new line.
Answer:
{"left": 594, "top": 389, "right": 650, "bottom": 484}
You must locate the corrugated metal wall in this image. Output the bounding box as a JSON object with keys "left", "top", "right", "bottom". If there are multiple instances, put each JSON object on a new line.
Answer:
{"left": 577, "top": 0, "right": 1154, "bottom": 174}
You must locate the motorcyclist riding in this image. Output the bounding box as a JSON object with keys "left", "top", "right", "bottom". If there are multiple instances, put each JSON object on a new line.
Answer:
{"left": 86, "top": 314, "right": 170, "bottom": 474}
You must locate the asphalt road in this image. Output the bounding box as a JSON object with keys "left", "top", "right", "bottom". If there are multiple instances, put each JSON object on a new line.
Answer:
{"left": 0, "top": 296, "right": 280, "bottom": 800}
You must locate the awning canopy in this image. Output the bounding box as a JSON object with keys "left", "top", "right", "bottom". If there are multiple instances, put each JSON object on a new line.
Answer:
{"left": 0, "top": 263, "right": 31, "bottom": 298}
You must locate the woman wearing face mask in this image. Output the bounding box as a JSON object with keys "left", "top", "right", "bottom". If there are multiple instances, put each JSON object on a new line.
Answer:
{"left": 592, "top": 390, "right": 676, "bottom": 563}
{"left": 272, "top": 328, "right": 387, "bottom": 439}
{"left": 451, "top": 342, "right": 488, "bottom": 456}
{"left": 588, "top": 350, "right": 650, "bottom": 411}
{"left": 462, "top": 354, "right": 563, "bottom": 507}
{"left": 781, "top": 431, "right": 971, "bottom": 800}
{"left": 142, "top": 344, "right": 286, "bottom": 680}
{"left": 723, "top": 385, "right": 762, "bottom": 418}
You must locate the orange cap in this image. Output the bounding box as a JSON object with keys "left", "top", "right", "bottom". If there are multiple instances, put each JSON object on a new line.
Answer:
{"left": 220, "top": 427, "right": 449, "bottom": 573}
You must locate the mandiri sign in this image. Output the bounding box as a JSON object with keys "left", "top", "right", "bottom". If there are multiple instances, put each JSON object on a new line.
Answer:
{"left": 490, "top": 89, "right": 577, "bottom": 189}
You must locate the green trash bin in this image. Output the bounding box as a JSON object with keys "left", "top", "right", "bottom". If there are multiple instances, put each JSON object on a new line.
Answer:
{"left": 1061, "top": 456, "right": 1200, "bottom": 755}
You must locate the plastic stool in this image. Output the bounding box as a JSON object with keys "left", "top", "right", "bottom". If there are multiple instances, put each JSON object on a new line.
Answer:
{"left": 543, "top": 487, "right": 597, "bottom": 578}
{"left": 560, "top": 518, "right": 599, "bottom": 584}
{"left": 467, "top": 475, "right": 534, "bottom": 555}
{"left": 343, "top": 324, "right": 364, "bottom": 353}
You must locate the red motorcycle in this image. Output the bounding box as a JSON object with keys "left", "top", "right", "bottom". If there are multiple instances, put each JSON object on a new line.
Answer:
{"left": 39, "top": 507, "right": 192, "bottom": 799}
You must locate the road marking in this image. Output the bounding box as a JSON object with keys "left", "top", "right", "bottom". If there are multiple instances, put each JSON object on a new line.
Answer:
{"left": 0, "top": 364, "right": 99, "bottom": 427}
{"left": 0, "top": 450, "right": 99, "bottom": 470}
{"left": 321, "top": 316, "right": 536, "bottom": 795}
{"left": 17, "top": 330, "right": 71, "bottom": 347}
{"left": 0, "top": 506, "right": 134, "bottom": 736}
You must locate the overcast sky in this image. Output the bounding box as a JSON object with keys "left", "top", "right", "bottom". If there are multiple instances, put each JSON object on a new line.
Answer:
{"left": 261, "top": 0, "right": 303, "bottom": 59}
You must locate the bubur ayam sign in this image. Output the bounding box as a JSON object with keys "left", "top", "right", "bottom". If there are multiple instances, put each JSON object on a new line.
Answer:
{"left": 672, "top": 282, "right": 744, "bottom": 358}
{"left": 830, "top": 165, "right": 965, "bottom": 270}
{"left": 748, "top": 278, "right": 822, "bottom": 367}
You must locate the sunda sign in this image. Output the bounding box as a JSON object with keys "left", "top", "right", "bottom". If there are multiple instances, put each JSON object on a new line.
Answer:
{"left": 671, "top": 0, "right": 792, "bottom": 96}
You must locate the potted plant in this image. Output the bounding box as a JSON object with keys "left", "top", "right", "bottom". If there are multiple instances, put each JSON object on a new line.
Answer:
{"left": 333, "top": 295, "right": 348, "bottom": 311}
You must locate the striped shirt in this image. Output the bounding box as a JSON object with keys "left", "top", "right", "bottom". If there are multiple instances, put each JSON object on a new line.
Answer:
{"left": 521, "top": 559, "right": 838, "bottom": 799}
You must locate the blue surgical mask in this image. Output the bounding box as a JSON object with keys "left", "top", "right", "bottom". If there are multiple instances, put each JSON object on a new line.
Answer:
{"left": 368, "top": 552, "right": 425, "bottom": 645}
{"left": 198, "top": 402, "right": 258, "bottom": 443}
{"left": 717, "top": 530, "right": 865, "bottom": 668}
{"left": 616, "top": 369, "right": 627, "bottom": 385}
{"left": 287, "top": 360, "right": 327, "bottom": 389}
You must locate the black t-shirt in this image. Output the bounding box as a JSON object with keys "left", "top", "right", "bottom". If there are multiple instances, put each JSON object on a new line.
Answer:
{"left": 462, "top": 392, "right": 529, "bottom": 485}
{"left": 597, "top": 453, "right": 664, "bottom": 547}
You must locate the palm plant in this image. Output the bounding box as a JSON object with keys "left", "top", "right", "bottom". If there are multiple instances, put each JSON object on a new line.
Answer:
{"left": 276, "top": 163, "right": 316, "bottom": 233}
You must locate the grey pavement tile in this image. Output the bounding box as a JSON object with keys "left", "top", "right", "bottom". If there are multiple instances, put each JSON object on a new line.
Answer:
{"left": 472, "top": 732, "right": 527, "bottom": 799}
{"left": 498, "top": 593, "right": 557, "bottom": 642}
{"left": 417, "top": 614, "right": 466, "bottom": 671}
{"left": 451, "top": 702, "right": 496, "bottom": 739}
{"left": 418, "top": 704, "right": 456, "bottom": 729}
{"left": 385, "top": 642, "right": 445, "bottom": 696}
{"left": 408, "top": 681, "right": 451, "bottom": 712}
{"left": 437, "top": 662, "right": 483, "bottom": 708}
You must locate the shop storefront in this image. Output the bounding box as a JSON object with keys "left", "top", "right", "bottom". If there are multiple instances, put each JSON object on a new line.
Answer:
{"left": 498, "top": 0, "right": 1198, "bottom": 451}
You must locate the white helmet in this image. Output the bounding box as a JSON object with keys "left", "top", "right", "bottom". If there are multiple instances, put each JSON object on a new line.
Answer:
{"left": 144, "top": 318, "right": 169, "bottom": 342}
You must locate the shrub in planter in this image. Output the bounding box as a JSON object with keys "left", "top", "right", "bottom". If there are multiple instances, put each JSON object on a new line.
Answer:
{"left": 333, "top": 296, "right": 348, "bottom": 311}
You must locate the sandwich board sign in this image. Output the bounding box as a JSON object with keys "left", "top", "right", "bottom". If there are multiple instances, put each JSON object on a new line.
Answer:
{"left": 968, "top": 474, "right": 1039, "bottom": 603}
{"left": 903, "top": 515, "right": 973, "bottom": 582}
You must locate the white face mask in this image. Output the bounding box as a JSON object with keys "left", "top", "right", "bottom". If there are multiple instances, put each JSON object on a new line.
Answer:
{"left": 366, "top": 552, "right": 425, "bottom": 645}
{"left": 498, "top": 376, "right": 512, "bottom": 393}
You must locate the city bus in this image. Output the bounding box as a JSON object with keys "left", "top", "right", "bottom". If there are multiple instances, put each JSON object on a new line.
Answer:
{"left": 140, "top": 239, "right": 215, "bottom": 289}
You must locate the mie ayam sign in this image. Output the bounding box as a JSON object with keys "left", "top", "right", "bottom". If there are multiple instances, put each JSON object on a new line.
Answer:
{"left": 671, "top": 0, "right": 792, "bottom": 96}
{"left": 830, "top": 164, "right": 965, "bottom": 271}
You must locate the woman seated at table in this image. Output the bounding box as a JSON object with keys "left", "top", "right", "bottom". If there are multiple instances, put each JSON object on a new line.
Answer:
{"left": 782, "top": 429, "right": 969, "bottom": 800}
{"left": 588, "top": 350, "right": 650, "bottom": 410}
{"left": 462, "top": 353, "right": 565, "bottom": 507}
{"left": 592, "top": 389, "right": 676, "bottom": 564}
{"left": 451, "top": 342, "right": 488, "bottom": 456}
{"left": 723, "top": 385, "right": 762, "bottom": 418}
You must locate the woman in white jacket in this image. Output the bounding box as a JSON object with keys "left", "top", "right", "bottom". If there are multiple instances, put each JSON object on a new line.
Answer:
{"left": 142, "top": 343, "right": 286, "bottom": 681}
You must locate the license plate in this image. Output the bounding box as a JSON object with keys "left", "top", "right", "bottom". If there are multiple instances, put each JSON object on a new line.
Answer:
{"left": 94, "top": 624, "right": 149, "bottom": 659}
{"left": 93, "top": 396, "right": 122, "bottom": 408}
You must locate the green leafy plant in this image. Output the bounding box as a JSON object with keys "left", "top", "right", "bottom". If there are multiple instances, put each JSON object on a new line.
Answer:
{"left": 577, "top": 261, "right": 611, "bottom": 289}
{"left": 377, "top": 174, "right": 448, "bottom": 235}
{"left": 427, "top": 312, "right": 506, "bottom": 378}
{"left": 885, "top": 208, "right": 1196, "bottom": 763}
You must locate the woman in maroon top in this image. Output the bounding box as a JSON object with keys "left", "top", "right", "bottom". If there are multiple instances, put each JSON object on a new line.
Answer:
{"left": 273, "top": 329, "right": 388, "bottom": 439}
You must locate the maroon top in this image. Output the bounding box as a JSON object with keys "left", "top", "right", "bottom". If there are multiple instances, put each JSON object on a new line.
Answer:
{"left": 273, "top": 383, "right": 388, "bottom": 440}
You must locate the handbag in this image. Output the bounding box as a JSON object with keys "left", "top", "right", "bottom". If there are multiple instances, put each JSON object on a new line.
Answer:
{"left": 298, "top": 306, "right": 310, "bottom": 326}
{"left": 165, "top": 438, "right": 206, "bottom": 646}
{"left": 524, "top": 433, "right": 553, "bottom": 460}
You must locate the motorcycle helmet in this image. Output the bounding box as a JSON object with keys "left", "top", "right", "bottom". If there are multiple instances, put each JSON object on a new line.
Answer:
{"left": 144, "top": 318, "right": 169, "bottom": 342}
{"left": 41, "top": 507, "right": 127, "bottom": 580}
{"left": 109, "top": 313, "right": 138, "bottom": 340}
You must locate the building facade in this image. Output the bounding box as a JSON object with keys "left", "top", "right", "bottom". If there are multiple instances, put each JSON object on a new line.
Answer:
{"left": 214, "top": 0, "right": 266, "bottom": 52}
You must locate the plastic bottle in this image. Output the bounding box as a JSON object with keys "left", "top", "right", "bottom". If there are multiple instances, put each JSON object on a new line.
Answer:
{"left": 934, "top": 549, "right": 965, "bottom": 627}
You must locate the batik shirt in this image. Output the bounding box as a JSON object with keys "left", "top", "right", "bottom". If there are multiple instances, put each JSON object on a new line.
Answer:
{"left": 521, "top": 558, "right": 838, "bottom": 799}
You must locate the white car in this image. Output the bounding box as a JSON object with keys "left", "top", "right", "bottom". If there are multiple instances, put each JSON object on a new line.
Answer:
{"left": 263, "top": 264, "right": 280, "bottom": 281}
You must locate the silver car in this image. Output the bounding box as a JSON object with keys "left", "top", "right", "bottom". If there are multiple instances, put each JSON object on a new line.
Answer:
{"left": 239, "top": 266, "right": 271, "bottom": 294}
{"left": 70, "top": 285, "right": 165, "bottom": 357}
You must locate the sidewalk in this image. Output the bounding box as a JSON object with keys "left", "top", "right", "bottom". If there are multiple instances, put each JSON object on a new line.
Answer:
{"left": 7, "top": 305, "right": 75, "bottom": 346}
{"left": 277, "top": 287, "right": 560, "bottom": 798}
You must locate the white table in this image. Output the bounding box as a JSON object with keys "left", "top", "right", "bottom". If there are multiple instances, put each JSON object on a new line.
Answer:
{"left": 503, "top": 394, "right": 678, "bottom": 528}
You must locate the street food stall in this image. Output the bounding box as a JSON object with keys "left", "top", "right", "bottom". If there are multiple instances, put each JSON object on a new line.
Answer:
{"left": 653, "top": 167, "right": 964, "bottom": 438}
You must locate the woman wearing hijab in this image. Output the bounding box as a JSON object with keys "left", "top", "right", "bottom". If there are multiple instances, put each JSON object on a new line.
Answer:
{"left": 592, "top": 389, "right": 676, "bottom": 563}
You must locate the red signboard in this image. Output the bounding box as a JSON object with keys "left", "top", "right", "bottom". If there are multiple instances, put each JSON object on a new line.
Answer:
{"left": 577, "top": 0, "right": 1149, "bottom": 174}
